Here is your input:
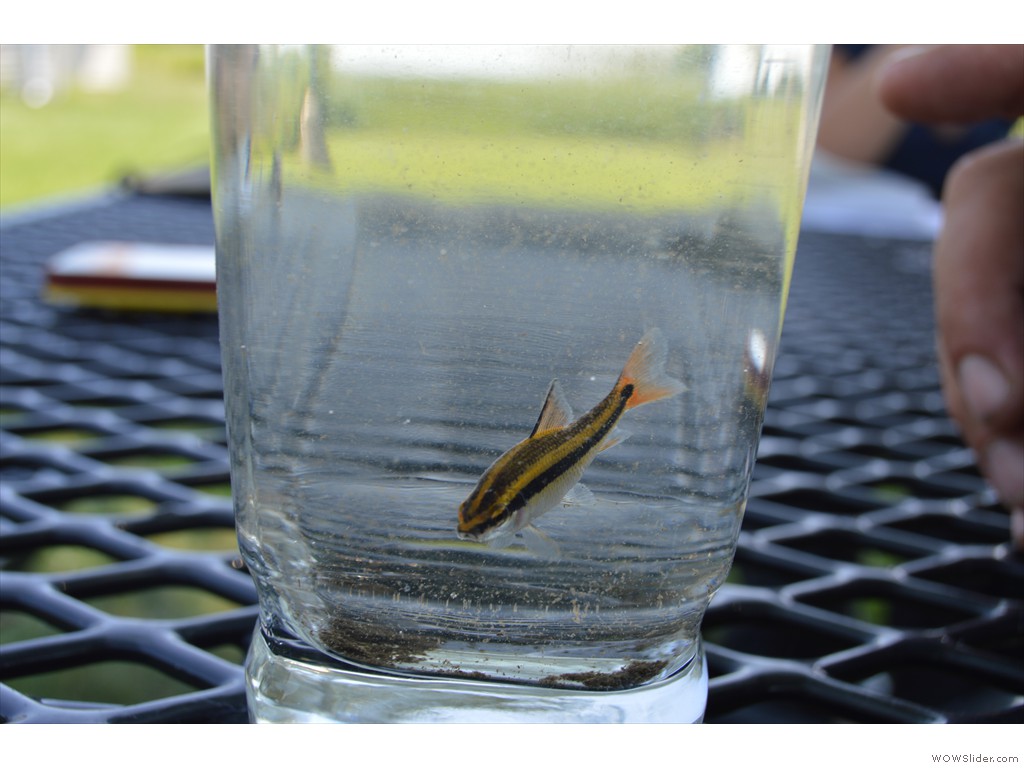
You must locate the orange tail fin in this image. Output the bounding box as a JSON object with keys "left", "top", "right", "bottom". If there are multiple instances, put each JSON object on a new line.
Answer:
{"left": 618, "top": 328, "right": 685, "bottom": 410}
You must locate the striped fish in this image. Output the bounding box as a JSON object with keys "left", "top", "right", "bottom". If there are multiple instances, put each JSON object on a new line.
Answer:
{"left": 457, "top": 328, "right": 684, "bottom": 555}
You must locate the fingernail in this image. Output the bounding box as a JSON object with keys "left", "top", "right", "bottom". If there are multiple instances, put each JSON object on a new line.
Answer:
{"left": 959, "top": 355, "right": 1009, "bottom": 422}
{"left": 885, "top": 45, "right": 929, "bottom": 66}
{"left": 986, "top": 439, "right": 1024, "bottom": 509}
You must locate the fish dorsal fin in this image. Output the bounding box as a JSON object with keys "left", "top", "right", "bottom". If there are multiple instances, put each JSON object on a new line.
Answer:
{"left": 529, "top": 379, "right": 575, "bottom": 437}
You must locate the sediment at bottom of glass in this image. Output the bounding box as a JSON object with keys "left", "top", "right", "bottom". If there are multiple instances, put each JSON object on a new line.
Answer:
{"left": 245, "top": 628, "right": 707, "bottom": 723}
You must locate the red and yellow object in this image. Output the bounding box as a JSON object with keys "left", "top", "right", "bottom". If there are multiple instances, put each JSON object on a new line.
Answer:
{"left": 44, "top": 241, "right": 216, "bottom": 313}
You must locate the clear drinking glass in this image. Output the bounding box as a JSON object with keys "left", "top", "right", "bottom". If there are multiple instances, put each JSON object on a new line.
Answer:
{"left": 209, "top": 44, "right": 829, "bottom": 723}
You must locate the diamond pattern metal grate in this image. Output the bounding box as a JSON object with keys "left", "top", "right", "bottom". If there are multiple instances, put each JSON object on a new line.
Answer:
{"left": 1, "top": 194, "right": 1021, "bottom": 723}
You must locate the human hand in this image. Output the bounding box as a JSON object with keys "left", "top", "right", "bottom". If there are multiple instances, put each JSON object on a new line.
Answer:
{"left": 879, "top": 45, "right": 1024, "bottom": 547}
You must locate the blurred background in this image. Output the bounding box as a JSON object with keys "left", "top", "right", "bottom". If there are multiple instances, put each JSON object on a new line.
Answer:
{"left": 0, "top": 44, "right": 209, "bottom": 210}
{"left": 1, "top": 44, "right": 235, "bottom": 706}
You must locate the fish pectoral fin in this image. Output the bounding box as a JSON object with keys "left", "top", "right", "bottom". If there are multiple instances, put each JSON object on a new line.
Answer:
{"left": 484, "top": 527, "right": 518, "bottom": 551}
{"left": 529, "top": 379, "right": 575, "bottom": 437}
{"left": 520, "top": 524, "right": 562, "bottom": 560}
{"left": 562, "top": 483, "right": 596, "bottom": 506}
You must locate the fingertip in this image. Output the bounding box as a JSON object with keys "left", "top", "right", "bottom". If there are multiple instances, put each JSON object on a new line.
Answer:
{"left": 986, "top": 438, "right": 1024, "bottom": 511}
{"left": 942, "top": 136, "right": 1024, "bottom": 206}
{"left": 876, "top": 45, "right": 932, "bottom": 114}
{"left": 958, "top": 355, "right": 1011, "bottom": 425}
{"left": 877, "top": 44, "right": 1024, "bottom": 122}
{"left": 879, "top": 44, "right": 931, "bottom": 74}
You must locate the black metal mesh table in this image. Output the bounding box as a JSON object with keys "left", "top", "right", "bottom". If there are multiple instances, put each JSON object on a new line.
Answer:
{"left": 1, "top": 193, "right": 1021, "bottom": 723}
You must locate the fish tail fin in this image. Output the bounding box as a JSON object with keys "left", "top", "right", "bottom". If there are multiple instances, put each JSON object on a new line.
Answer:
{"left": 618, "top": 328, "right": 685, "bottom": 410}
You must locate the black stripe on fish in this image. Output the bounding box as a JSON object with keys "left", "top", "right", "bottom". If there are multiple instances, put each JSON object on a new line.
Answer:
{"left": 509, "top": 383, "right": 633, "bottom": 514}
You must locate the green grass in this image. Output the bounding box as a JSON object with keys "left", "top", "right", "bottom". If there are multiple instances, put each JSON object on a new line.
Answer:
{"left": 57, "top": 493, "right": 157, "bottom": 516}
{"left": 312, "top": 129, "right": 750, "bottom": 213}
{"left": 2, "top": 45, "right": 813, "bottom": 227}
{"left": 271, "top": 71, "right": 807, "bottom": 217}
{"left": 0, "top": 45, "right": 209, "bottom": 209}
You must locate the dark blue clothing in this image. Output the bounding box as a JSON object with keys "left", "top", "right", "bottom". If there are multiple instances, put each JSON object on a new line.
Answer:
{"left": 886, "top": 120, "right": 1015, "bottom": 198}
{"left": 835, "top": 45, "right": 1015, "bottom": 198}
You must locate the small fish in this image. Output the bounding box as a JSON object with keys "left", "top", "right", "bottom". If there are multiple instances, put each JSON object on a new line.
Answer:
{"left": 457, "top": 328, "right": 684, "bottom": 554}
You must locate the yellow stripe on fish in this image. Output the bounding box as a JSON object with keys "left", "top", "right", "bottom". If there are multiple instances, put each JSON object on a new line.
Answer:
{"left": 457, "top": 328, "right": 684, "bottom": 553}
